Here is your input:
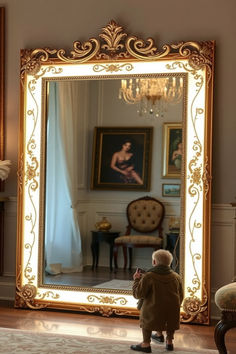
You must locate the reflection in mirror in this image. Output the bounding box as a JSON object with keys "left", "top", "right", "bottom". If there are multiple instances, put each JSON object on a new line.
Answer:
{"left": 44, "top": 77, "right": 183, "bottom": 290}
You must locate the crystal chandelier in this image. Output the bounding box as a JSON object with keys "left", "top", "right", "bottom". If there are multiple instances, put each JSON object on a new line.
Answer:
{"left": 119, "top": 77, "right": 183, "bottom": 118}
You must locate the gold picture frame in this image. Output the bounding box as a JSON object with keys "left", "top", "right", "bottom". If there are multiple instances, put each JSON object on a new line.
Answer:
{"left": 162, "top": 123, "right": 182, "bottom": 178}
{"left": 91, "top": 127, "right": 153, "bottom": 191}
{"left": 162, "top": 183, "right": 181, "bottom": 197}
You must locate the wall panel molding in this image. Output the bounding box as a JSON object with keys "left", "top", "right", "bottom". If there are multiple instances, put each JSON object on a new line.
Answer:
{"left": 210, "top": 203, "right": 236, "bottom": 319}
{"left": 77, "top": 82, "right": 89, "bottom": 190}
{"left": 1, "top": 199, "right": 235, "bottom": 322}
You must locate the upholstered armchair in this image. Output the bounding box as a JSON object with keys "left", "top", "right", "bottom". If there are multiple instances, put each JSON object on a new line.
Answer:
{"left": 214, "top": 279, "right": 236, "bottom": 354}
{"left": 113, "top": 196, "right": 165, "bottom": 270}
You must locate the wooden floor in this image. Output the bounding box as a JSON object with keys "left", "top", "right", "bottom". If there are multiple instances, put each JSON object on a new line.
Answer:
{"left": 0, "top": 303, "right": 235, "bottom": 352}
{"left": 44, "top": 266, "right": 134, "bottom": 287}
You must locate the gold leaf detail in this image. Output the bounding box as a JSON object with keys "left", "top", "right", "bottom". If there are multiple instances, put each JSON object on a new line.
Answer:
{"left": 202, "top": 157, "right": 212, "bottom": 200}
{"left": 93, "top": 63, "right": 133, "bottom": 73}
{"left": 181, "top": 285, "right": 208, "bottom": 324}
{"left": 25, "top": 161, "right": 39, "bottom": 195}
{"left": 19, "top": 284, "right": 37, "bottom": 301}
{"left": 190, "top": 166, "right": 202, "bottom": 186}
{"left": 21, "top": 50, "right": 41, "bottom": 77}
{"left": 87, "top": 294, "right": 128, "bottom": 305}
{"left": 73, "top": 305, "right": 138, "bottom": 318}
{"left": 37, "top": 291, "right": 60, "bottom": 300}
{"left": 15, "top": 282, "right": 43, "bottom": 310}
{"left": 57, "top": 38, "right": 100, "bottom": 63}
{"left": 25, "top": 157, "right": 38, "bottom": 186}
{"left": 34, "top": 67, "right": 63, "bottom": 80}
{"left": 100, "top": 20, "right": 127, "bottom": 54}
{"left": 126, "top": 36, "right": 171, "bottom": 60}
{"left": 21, "top": 48, "right": 56, "bottom": 81}
{"left": 20, "top": 21, "right": 214, "bottom": 78}
{"left": 17, "top": 153, "right": 24, "bottom": 194}
{"left": 174, "top": 41, "right": 214, "bottom": 84}
{"left": 15, "top": 271, "right": 60, "bottom": 310}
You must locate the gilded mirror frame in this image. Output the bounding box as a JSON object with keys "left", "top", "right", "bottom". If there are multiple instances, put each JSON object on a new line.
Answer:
{"left": 16, "top": 20, "right": 214, "bottom": 324}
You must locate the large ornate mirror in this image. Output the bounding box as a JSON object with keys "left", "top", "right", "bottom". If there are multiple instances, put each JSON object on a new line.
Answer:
{"left": 16, "top": 21, "right": 214, "bottom": 324}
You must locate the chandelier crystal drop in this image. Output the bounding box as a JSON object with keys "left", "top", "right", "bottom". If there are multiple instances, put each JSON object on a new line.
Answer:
{"left": 119, "top": 77, "right": 183, "bottom": 118}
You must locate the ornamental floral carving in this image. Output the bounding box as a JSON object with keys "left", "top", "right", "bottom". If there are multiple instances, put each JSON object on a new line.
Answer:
{"left": 93, "top": 63, "right": 133, "bottom": 73}
{"left": 20, "top": 20, "right": 214, "bottom": 80}
{"left": 15, "top": 283, "right": 44, "bottom": 309}
{"left": 87, "top": 294, "right": 128, "bottom": 306}
{"left": 98, "top": 20, "right": 128, "bottom": 59}
{"left": 75, "top": 304, "right": 138, "bottom": 318}
{"left": 181, "top": 293, "right": 208, "bottom": 324}
{"left": 15, "top": 273, "right": 60, "bottom": 310}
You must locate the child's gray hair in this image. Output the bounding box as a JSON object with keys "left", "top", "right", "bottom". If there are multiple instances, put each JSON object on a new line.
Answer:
{"left": 152, "top": 249, "right": 173, "bottom": 266}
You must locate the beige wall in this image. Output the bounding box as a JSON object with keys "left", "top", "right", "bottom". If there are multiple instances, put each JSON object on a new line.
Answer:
{"left": 2, "top": 0, "right": 235, "bottom": 203}
{"left": 0, "top": 0, "right": 235, "bottom": 317}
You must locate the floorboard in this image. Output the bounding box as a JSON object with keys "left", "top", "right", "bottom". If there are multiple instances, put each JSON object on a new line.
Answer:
{"left": 0, "top": 304, "right": 235, "bottom": 352}
{"left": 44, "top": 266, "right": 134, "bottom": 287}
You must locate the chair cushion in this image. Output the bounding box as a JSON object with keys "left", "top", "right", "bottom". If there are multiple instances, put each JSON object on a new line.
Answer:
{"left": 115, "top": 235, "right": 162, "bottom": 245}
{"left": 215, "top": 282, "right": 236, "bottom": 312}
{"left": 128, "top": 199, "right": 163, "bottom": 232}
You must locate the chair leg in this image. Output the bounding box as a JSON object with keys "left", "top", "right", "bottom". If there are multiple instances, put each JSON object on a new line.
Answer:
{"left": 214, "top": 315, "right": 236, "bottom": 354}
{"left": 113, "top": 245, "right": 118, "bottom": 269}
{"left": 122, "top": 246, "right": 127, "bottom": 269}
{"left": 214, "top": 320, "right": 229, "bottom": 354}
{"left": 128, "top": 247, "right": 132, "bottom": 270}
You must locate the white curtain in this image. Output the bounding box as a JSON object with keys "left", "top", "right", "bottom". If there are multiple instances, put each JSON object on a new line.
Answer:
{"left": 45, "top": 81, "right": 83, "bottom": 274}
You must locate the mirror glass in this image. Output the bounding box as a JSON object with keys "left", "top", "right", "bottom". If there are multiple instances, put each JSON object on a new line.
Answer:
{"left": 16, "top": 21, "right": 214, "bottom": 324}
{"left": 43, "top": 77, "right": 183, "bottom": 288}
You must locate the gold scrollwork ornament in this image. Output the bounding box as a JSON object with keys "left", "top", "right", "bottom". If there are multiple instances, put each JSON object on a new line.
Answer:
{"left": 17, "top": 153, "right": 24, "bottom": 194}
{"left": 15, "top": 284, "right": 46, "bottom": 309}
{"left": 20, "top": 20, "right": 214, "bottom": 81}
{"left": 93, "top": 63, "right": 133, "bottom": 73}
{"left": 75, "top": 304, "right": 138, "bottom": 318}
{"left": 202, "top": 157, "right": 212, "bottom": 200}
{"left": 87, "top": 294, "right": 128, "bottom": 305}
{"left": 181, "top": 289, "right": 208, "bottom": 324}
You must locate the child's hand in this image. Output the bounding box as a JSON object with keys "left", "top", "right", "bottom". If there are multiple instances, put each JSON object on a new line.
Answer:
{"left": 133, "top": 269, "right": 142, "bottom": 280}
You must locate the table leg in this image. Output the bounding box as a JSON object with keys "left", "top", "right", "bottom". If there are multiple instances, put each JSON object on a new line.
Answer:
{"left": 91, "top": 242, "right": 96, "bottom": 270}
{"left": 109, "top": 243, "right": 114, "bottom": 271}
{"left": 95, "top": 242, "right": 99, "bottom": 268}
{"left": 122, "top": 246, "right": 127, "bottom": 269}
{"left": 128, "top": 247, "right": 132, "bottom": 270}
{"left": 91, "top": 241, "right": 99, "bottom": 269}
{"left": 113, "top": 244, "right": 118, "bottom": 269}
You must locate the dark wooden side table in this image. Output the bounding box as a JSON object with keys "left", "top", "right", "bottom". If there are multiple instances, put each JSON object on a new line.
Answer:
{"left": 165, "top": 232, "right": 180, "bottom": 273}
{"left": 91, "top": 230, "right": 120, "bottom": 271}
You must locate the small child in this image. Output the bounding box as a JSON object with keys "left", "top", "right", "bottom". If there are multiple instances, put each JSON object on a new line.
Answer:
{"left": 130, "top": 250, "right": 183, "bottom": 352}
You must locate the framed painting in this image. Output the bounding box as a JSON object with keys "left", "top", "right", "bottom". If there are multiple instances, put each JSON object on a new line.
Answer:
{"left": 162, "top": 123, "right": 182, "bottom": 178}
{"left": 91, "top": 127, "right": 153, "bottom": 190}
{"left": 162, "top": 183, "right": 181, "bottom": 197}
